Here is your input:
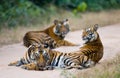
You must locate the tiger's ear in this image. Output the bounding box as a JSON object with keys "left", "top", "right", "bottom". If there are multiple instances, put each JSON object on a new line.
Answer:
{"left": 65, "top": 19, "right": 68, "bottom": 21}
{"left": 92, "top": 24, "right": 99, "bottom": 31}
{"left": 64, "top": 19, "right": 69, "bottom": 24}
{"left": 54, "top": 19, "right": 58, "bottom": 25}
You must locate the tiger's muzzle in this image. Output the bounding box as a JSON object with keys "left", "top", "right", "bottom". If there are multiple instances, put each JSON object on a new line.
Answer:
{"left": 59, "top": 31, "right": 68, "bottom": 39}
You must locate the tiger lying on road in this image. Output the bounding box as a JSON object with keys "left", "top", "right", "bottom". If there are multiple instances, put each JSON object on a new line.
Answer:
{"left": 9, "top": 24, "right": 103, "bottom": 70}
{"left": 23, "top": 19, "right": 76, "bottom": 49}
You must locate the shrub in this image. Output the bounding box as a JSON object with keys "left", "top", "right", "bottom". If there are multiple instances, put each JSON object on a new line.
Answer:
{"left": 0, "top": 0, "right": 42, "bottom": 28}
{"left": 0, "top": 0, "right": 120, "bottom": 28}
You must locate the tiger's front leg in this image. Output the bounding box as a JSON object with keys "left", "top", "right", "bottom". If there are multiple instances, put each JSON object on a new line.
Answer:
{"left": 44, "top": 66, "right": 54, "bottom": 70}
{"left": 21, "top": 63, "right": 38, "bottom": 70}
{"left": 64, "top": 40, "right": 77, "bottom": 46}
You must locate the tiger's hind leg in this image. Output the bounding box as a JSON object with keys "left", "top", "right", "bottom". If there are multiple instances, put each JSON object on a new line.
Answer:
{"left": 8, "top": 58, "right": 25, "bottom": 66}
{"left": 57, "top": 40, "right": 77, "bottom": 47}
{"left": 63, "top": 40, "right": 77, "bottom": 46}
{"left": 62, "top": 65, "right": 84, "bottom": 70}
{"left": 62, "top": 63, "right": 84, "bottom": 70}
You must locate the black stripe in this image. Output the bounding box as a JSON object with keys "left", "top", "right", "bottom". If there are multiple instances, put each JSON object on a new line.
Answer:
{"left": 20, "top": 58, "right": 25, "bottom": 64}
{"left": 26, "top": 51, "right": 31, "bottom": 63}
{"left": 69, "top": 61, "right": 73, "bottom": 66}
{"left": 28, "top": 49, "right": 31, "bottom": 59}
{"left": 55, "top": 53, "right": 63, "bottom": 66}
{"left": 51, "top": 53, "right": 57, "bottom": 66}
{"left": 63, "top": 58, "right": 69, "bottom": 65}
{"left": 66, "top": 59, "right": 71, "bottom": 65}
{"left": 26, "top": 56, "right": 30, "bottom": 63}
{"left": 64, "top": 53, "right": 67, "bottom": 56}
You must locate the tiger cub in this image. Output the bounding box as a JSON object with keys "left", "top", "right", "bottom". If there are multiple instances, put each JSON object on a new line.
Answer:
{"left": 80, "top": 24, "right": 103, "bottom": 63}
{"left": 8, "top": 44, "right": 51, "bottom": 70}
{"left": 59, "top": 24, "right": 104, "bottom": 69}
{"left": 28, "top": 24, "right": 103, "bottom": 70}
{"left": 23, "top": 19, "right": 76, "bottom": 48}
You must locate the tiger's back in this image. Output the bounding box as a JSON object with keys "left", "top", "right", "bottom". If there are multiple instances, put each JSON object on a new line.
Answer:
{"left": 80, "top": 35, "right": 103, "bottom": 63}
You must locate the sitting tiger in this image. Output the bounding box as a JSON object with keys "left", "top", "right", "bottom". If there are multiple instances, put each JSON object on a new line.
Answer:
{"left": 17, "top": 24, "right": 103, "bottom": 70}
{"left": 8, "top": 44, "right": 52, "bottom": 71}
{"left": 23, "top": 19, "right": 76, "bottom": 49}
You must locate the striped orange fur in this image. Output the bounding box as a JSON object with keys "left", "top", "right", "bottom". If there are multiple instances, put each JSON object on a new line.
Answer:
{"left": 23, "top": 19, "right": 76, "bottom": 49}
{"left": 9, "top": 24, "right": 103, "bottom": 70}
{"left": 37, "top": 24, "right": 104, "bottom": 69}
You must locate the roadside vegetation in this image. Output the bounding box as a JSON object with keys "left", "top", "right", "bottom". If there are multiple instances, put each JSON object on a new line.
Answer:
{"left": 61, "top": 54, "right": 120, "bottom": 78}
{"left": 0, "top": 0, "right": 120, "bottom": 28}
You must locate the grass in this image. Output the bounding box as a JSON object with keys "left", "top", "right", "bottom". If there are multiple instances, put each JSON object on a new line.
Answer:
{"left": 0, "top": 9, "right": 120, "bottom": 47}
{"left": 60, "top": 54, "right": 120, "bottom": 78}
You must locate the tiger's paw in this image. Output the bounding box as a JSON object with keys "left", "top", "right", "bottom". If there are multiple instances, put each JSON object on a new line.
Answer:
{"left": 8, "top": 61, "right": 19, "bottom": 66}
{"left": 21, "top": 65, "right": 30, "bottom": 70}
{"left": 44, "top": 66, "right": 54, "bottom": 70}
{"left": 8, "top": 62, "right": 16, "bottom": 66}
{"left": 76, "top": 66, "right": 84, "bottom": 69}
{"left": 84, "top": 60, "right": 96, "bottom": 68}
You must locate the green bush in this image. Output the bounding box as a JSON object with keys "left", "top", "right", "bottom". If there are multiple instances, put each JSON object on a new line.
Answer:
{"left": 0, "top": 0, "right": 120, "bottom": 28}
{"left": 77, "top": 2, "right": 87, "bottom": 12}
{"left": 0, "top": 0, "right": 42, "bottom": 28}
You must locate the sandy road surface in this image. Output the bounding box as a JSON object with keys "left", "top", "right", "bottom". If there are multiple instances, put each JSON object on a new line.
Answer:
{"left": 0, "top": 24, "right": 120, "bottom": 78}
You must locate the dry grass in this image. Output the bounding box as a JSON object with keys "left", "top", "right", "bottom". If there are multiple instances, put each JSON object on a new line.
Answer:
{"left": 0, "top": 9, "right": 120, "bottom": 47}
{"left": 61, "top": 54, "right": 120, "bottom": 78}
{"left": 0, "top": 26, "right": 43, "bottom": 46}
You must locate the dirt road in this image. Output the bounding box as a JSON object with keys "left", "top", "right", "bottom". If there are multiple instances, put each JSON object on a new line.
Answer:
{"left": 0, "top": 24, "right": 120, "bottom": 78}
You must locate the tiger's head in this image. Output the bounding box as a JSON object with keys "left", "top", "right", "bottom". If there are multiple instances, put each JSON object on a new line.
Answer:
{"left": 53, "top": 19, "right": 70, "bottom": 39}
{"left": 82, "top": 24, "right": 99, "bottom": 43}
{"left": 28, "top": 44, "right": 51, "bottom": 70}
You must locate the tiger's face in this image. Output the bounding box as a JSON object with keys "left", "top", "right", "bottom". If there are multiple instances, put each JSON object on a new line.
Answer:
{"left": 28, "top": 44, "right": 50, "bottom": 70}
{"left": 53, "top": 19, "right": 70, "bottom": 39}
{"left": 82, "top": 24, "right": 99, "bottom": 43}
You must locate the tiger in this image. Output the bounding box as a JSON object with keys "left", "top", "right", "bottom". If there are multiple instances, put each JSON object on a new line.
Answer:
{"left": 79, "top": 24, "right": 103, "bottom": 63}
{"left": 8, "top": 44, "right": 52, "bottom": 71}
{"left": 27, "top": 24, "right": 103, "bottom": 70}
{"left": 23, "top": 19, "right": 76, "bottom": 49}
